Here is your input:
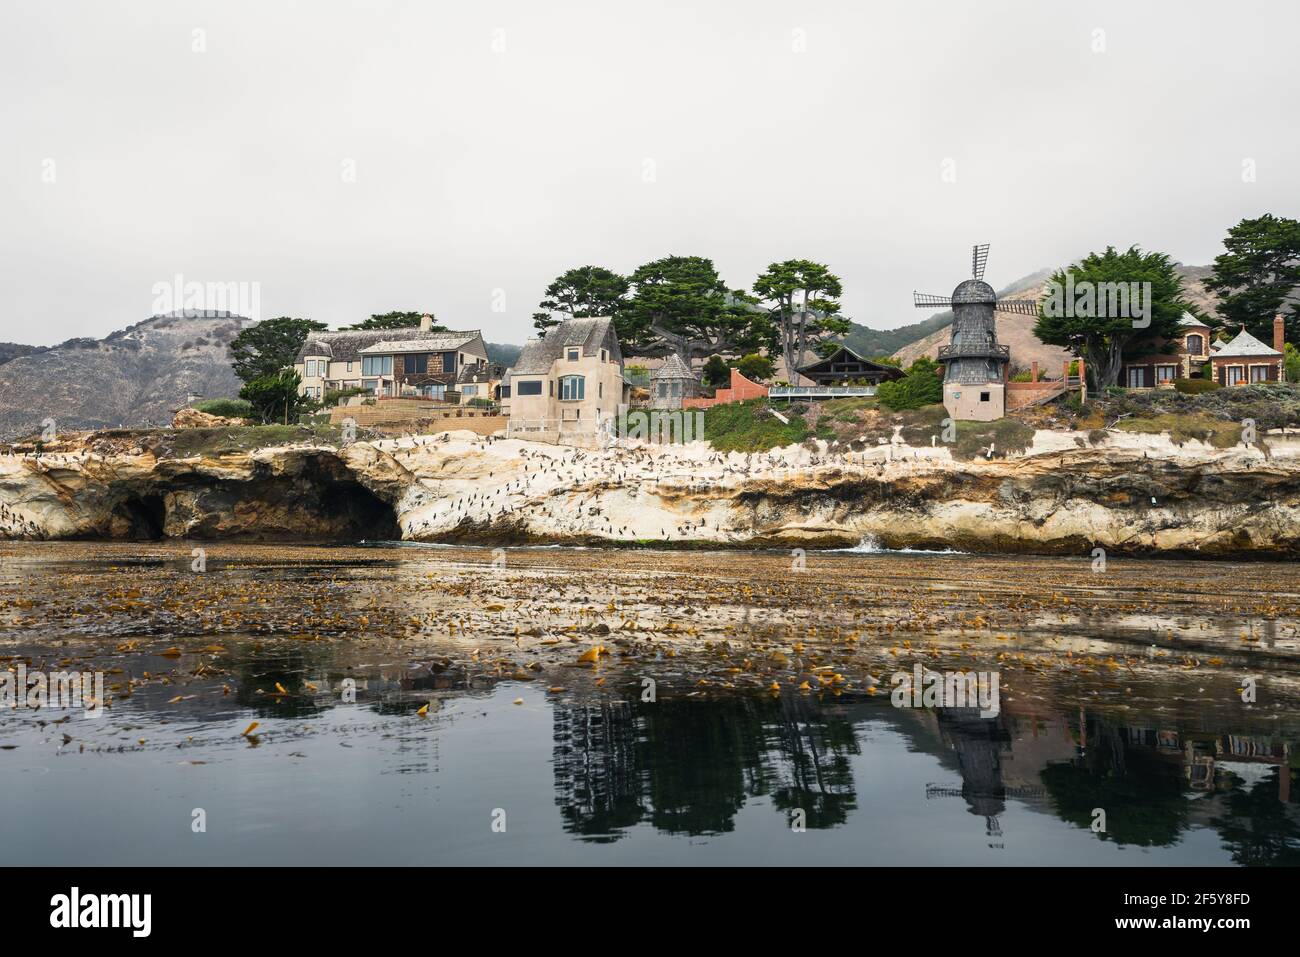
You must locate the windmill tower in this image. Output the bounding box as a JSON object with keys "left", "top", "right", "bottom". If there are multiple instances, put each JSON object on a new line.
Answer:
{"left": 913, "top": 244, "right": 1036, "bottom": 422}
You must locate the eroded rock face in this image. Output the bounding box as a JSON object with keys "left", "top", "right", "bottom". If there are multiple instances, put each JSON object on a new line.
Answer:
{"left": 0, "top": 443, "right": 402, "bottom": 542}
{"left": 2, "top": 427, "right": 1300, "bottom": 556}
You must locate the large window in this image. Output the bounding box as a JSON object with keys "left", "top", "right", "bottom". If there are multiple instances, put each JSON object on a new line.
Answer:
{"left": 515, "top": 379, "right": 543, "bottom": 396}
{"left": 462, "top": 385, "right": 477, "bottom": 396}
{"left": 1228, "top": 365, "right": 1245, "bottom": 385}
{"left": 1156, "top": 365, "right": 1177, "bottom": 382}
{"left": 560, "top": 375, "right": 585, "bottom": 401}
{"left": 362, "top": 356, "right": 393, "bottom": 376}
{"left": 406, "top": 354, "right": 428, "bottom": 374}
{"left": 1251, "top": 365, "right": 1269, "bottom": 382}
{"left": 1185, "top": 334, "right": 1204, "bottom": 355}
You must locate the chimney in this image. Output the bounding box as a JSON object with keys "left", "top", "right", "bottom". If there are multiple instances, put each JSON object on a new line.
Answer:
{"left": 1275, "top": 313, "right": 1286, "bottom": 354}
{"left": 419, "top": 314, "right": 433, "bottom": 332}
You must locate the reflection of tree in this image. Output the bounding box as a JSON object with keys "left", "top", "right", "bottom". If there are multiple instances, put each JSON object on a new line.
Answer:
{"left": 1039, "top": 718, "right": 1189, "bottom": 847}
{"left": 765, "top": 696, "right": 859, "bottom": 828}
{"left": 640, "top": 697, "right": 761, "bottom": 835}
{"left": 1210, "top": 768, "right": 1300, "bottom": 865}
{"left": 550, "top": 694, "right": 862, "bottom": 841}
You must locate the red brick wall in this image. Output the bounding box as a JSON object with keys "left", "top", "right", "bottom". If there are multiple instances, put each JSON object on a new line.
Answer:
{"left": 683, "top": 369, "right": 769, "bottom": 409}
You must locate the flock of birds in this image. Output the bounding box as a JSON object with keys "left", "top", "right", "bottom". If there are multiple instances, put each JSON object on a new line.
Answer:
{"left": 381, "top": 431, "right": 962, "bottom": 543}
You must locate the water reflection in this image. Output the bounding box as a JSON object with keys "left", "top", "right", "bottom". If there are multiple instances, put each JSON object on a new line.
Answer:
{"left": 549, "top": 693, "right": 1299, "bottom": 861}
{"left": 552, "top": 696, "right": 858, "bottom": 841}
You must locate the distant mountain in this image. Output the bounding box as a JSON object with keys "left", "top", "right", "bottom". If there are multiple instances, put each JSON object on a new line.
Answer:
{"left": 891, "top": 264, "right": 1221, "bottom": 372}
{"left": 839, "top": 314, "right": 955, "bottom": 359}
{"left": 485, "top": 341, "right": 522, "bottom": 368}
{"left": 0, "top": 312, "right": 246, "bottom": 440}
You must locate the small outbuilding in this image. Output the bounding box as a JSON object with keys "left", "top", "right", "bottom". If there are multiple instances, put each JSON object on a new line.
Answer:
{"left": 650, "top": 353, "right": 700, "bottom": 409}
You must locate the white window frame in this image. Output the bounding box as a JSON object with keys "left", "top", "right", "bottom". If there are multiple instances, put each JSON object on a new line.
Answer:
{"left": 559, "top": 375, "right": 585, "bottom": 401}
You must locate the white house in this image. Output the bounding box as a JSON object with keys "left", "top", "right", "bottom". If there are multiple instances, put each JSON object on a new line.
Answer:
{"left": 505, "top": 316, "right": 626, "bottom": 438}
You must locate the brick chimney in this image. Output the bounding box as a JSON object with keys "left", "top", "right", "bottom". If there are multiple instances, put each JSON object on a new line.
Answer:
{"left": 1275, "top": 313, "right": 1286, "bottom": 354}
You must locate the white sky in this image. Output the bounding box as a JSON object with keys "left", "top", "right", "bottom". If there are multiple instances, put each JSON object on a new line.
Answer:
{"left": 2, "top": 0, "right": 1297, "bottom": 346}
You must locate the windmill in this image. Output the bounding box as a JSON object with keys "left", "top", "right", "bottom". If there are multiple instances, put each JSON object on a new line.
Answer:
{"left": 912, "top": 244, "right": 1037, "bottom": 421}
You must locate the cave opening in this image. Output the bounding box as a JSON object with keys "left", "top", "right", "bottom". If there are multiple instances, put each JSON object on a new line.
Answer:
{"left": 323, "top": 481, "right": 401, "bottom": 542}
{"left": 114, "top": 493, "right": 167, "bottom": 540}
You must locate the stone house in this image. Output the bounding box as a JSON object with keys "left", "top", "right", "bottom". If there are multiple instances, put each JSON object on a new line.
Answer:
{"left": 1209, "top": 317, "right": 1287, "bottom": 386}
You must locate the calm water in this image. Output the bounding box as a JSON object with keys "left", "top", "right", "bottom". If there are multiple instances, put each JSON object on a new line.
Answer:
{"left": 1, "top": 543, "right": 1297, "bottom": 865}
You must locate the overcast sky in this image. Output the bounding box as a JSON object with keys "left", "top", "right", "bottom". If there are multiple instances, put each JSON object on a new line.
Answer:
{"left": 2, "top": 0, "right": 1297, "bottom": 346}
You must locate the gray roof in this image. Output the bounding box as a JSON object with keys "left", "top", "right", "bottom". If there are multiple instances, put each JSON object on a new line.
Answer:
{"left": 651, "top": 352, "right": 696, "bottom": 380}
{"left": 511, "top": 316, "right": 622, "bottom": 375}
{"left": 359, "top": 333, "right": 480, "bottom": 355}
{"left": 296, "top": 328, "right": 481, "bottom": 362}
{"left": 1178, "top": 311, "right": 1210, "bottom": 328}
{"left": 1215, "top": 328, "right": 1282, "bottom": 359}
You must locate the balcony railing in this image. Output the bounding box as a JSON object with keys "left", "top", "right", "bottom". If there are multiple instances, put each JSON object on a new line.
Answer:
{"left": 768, "top": 385, "right": 878, "bottom": 398}
{"left": 937, "top": 343, "right": 1011, "bottom": 361}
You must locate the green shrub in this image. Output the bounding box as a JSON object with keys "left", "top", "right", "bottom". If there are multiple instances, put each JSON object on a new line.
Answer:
{"left": 735, "top": 353, "right": 774, "bottom": 382}
{"left": 194, "top": 398, "right": 253, "bottom": 418}
{"left": 877, "top": 360, "right": 943, "bottom": 410}
{"left": 1173, "top": 377, "right": 1220, "bottom": 395}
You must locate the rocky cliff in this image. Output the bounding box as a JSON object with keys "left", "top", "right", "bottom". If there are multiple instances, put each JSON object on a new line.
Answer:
{"left": 3, "top": 427, "right": 1300, "bottom": 558}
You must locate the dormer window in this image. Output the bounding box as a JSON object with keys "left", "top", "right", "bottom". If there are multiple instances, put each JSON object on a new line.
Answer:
{"left": 567, "top": 348, "right": 580, "bottom": 361}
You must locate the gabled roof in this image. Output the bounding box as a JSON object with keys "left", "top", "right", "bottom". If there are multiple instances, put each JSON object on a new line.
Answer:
{"left": 295, "top": 327, "right": 481, "bottom": 362}
{"left": 1215, "top": 327, "right": 1282, "bottom": 359}
{"left": 651, "top": 353, "right": 697, "bottom": 380}
{"left": 358, "top": 332, "right": 481, "bottom": 355}
{"left": 796, "top": 344, "right": 905, "bottom": 379}
{"left": 512, "top": 316, "right": 622, "bottom": 375}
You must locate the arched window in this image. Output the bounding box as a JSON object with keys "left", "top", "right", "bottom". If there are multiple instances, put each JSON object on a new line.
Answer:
{"left": 1185, "top": 333, "right": 1204, "bottom": 355}
{"left": 559, "top": 375, "right": 585, "bottom": 401}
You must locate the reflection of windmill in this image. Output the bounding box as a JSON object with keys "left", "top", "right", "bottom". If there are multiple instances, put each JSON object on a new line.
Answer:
{"left": 913, "top": 243, "right": 1037, "bottom": 422}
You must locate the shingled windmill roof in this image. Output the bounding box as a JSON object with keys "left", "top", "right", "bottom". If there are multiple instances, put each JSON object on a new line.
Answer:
{"left": 512, "top": 316, "right": 622, "bottom": 374}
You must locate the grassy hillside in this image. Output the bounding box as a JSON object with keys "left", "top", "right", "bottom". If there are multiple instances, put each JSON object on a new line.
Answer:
{"left": 839, "top": 313, "right": 954, "bottom": 358}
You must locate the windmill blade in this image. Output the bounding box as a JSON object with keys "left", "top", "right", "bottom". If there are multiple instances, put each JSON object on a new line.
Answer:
{"left": 994, "top": 298, "right": 1039, "bottom": 316}
{"left": 913, "top": 292, "right": 954, "bottom": 309}
{"left": 971, "top": 243, "right": 990, "bottom": 280}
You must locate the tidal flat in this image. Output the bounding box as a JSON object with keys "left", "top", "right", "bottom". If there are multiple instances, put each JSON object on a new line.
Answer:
{"left": 1, "top": 541, "right": 1298, "bottom": 865}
